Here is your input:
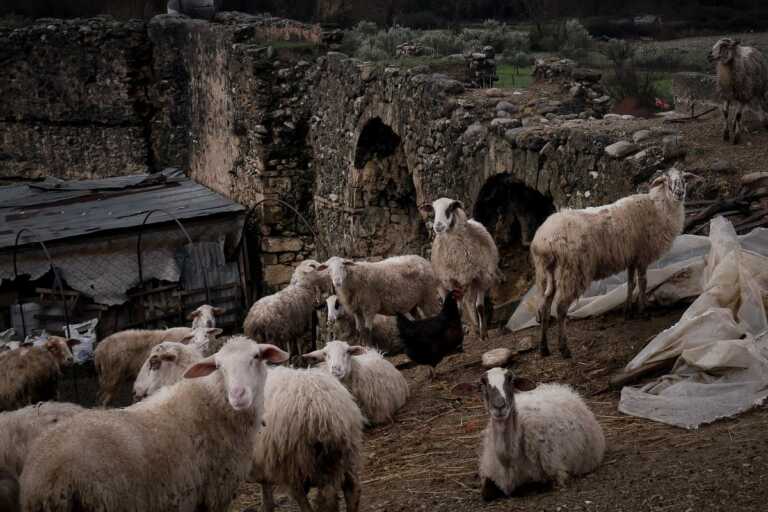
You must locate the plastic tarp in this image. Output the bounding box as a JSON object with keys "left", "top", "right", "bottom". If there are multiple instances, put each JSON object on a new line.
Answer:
{"left": 506, "top": 218, "right": 768, "bottom": 429}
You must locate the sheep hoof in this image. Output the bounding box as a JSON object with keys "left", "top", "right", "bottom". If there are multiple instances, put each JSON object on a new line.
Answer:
{"left": 559, "top": 346, "right": 572, "bottom": 359}
{"left": 481, "top": 478, "right": 505, "bottom": 502}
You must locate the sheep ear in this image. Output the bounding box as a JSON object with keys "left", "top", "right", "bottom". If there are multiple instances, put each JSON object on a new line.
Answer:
{"left": 419, "top": 203, "right": 434, "bottom": 214}
{"left": 179, "top": 333, "right": 196, "bottom": 344}
{"left": 149, "top": 355, "right": 162, "bottom": 370}
{"left": 43, "top": 340, "right": 57, "bottom": 353}
{"left": 317, "top": 264, "right": 328, "bottom": 271}
{"left": 347, "top": 345, "right": 365, "bottom": 356}
{"left": 206, "top": 328, "right": 223, "bottom": 337}
{"left": 184, "top": 359, "right": 217, "bottom": 379}
{"left": 650, "top": 175, "right": 667, "bottom": 189}
{"left": 303, "top": 349, "right": 327, "bottom": 362}
{"left": 66, "top": 338, "right": 81, "bottom": 348}
{"left": 449, "top": 200, "right": 465, "bottom": 213}
{"left": 212, "top": 307, "right": 225, "bottom": 316}
{"left": 187, "top": 309, "right": 201, "bottom": 320}
{"left": 512, "top": 377, "right": 536, "bottom": 392}
{"left": 683, "top": 172, "right": 700, "bottom": 181}
{"left": 259, "top": 344, "right": 290, "bottom": 364}
{"left": 342, "top": 260, "right": 355, "bottom": 267}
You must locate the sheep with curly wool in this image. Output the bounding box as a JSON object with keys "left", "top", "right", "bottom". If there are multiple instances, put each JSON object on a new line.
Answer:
{"left": 94, "top": 326, "right": 221, "bottom": 405}
{"left": 421, "top": 198, "right": 499, "bottom": 340}
{"left": 188, "top": 304, "right": 225, "bottom": 329}
{"left": 530, "top": 168, "right": 694, "bottom": 358}
{"left": 305, "top": 340, "right": 409, "bottom": 426}
{"left": 21, "top": 337, "right": 288, "bottom": 512}
{"left": 0, "top": 337, "right": 79, "bottom": 412}
{"left": 132, "top": 342, "right": 204, "bottom": 402}
{"left": 128, "top": 340, "right": 364, "bottom": 512}
{"left": 319, "top": 255, "right": 440, "bottom": 345}
{"left": 708, "top": 37, "right": 768, "bottom": 144}
{"left": 0, "top": 401, "right": 84, "bottom": 477}
{"left": 326, "top": 295, "right": 402, "bottom": 355}
{"left": 478, "top": 368, "right": 605, "bottom": 501}
{"left": 244, "top": 259, "right": 329, "bottom": 357}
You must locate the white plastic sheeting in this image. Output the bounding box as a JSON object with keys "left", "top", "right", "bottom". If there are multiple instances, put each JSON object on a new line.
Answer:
{"left": 505, "top": 218, "right": 768, "bottom": 429}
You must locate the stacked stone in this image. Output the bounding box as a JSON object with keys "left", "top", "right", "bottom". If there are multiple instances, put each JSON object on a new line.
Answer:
{"left": 465, "top": 46, "right": 498, "bottom": 88}
{"left": 395, "top": 41, "right": 431, "bottom": 57}
{"left": 565, "top": 68, "right": 611, "bottom": 118}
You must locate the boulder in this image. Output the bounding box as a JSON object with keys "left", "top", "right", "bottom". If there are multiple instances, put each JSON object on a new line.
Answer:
{"left": 605, "top": 141, "right": 640, "bottom": 158}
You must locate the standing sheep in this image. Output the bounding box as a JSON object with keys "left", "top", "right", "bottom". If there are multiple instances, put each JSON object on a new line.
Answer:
{"left": 129, "top": 341, "right": 364, "bottom": 512}
{"left": 531, "top": 168, "right": 693, "bottom": 358}
{"left": 319, "top": 255, "right": 440, "bottom": 345}
{"left": 421, "top": 198, "right": 499, "bottom": 340}
{"left": 304, "top": 340, "right": 409, "bottom": 426}
{"left": 708, "top": 37, "right": 768, "bottom": 144}
{"left": 21, "top": 337, "right": 288, "bottom": 512}
{"left": 243, "top": 259, "right": 329, "bottom": 357}
{"left": 0, "top": 337, "right": 79, "bottom": 412}
{"left": 0, "top": 402, "right": 84, "bottom": 477}
{"left": 478, "top": 368, "right": 605, "bottom": 501}
{"left": 188, "top": 304, "right": 225, "bottom": 328}
{"left": 326, "top": 295, "right": 402, "bottom": 355}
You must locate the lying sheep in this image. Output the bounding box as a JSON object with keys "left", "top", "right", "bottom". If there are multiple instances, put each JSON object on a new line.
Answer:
{"left": 708, "top": 37, "right": 768, "bottom": 144}
{"left": 531, "top": 168, "right": 693, "bottom": 358}
{"left": 129, "top": 339, "right": 364, "bottom": 512}
{"left": 320, "top": 255, "right": 440, "bottom": 345}
{"left": 0, "top": 401, "right": 84, "bottom": 477}
{"left": 21, "top": 337, "right": 288, "bottom": 512}
{"left": 244, "top": 259, "right": 329, "bottom": 357}
{"left": 421, "top": 198, "right": 499, "bottom": 340}
{"left": 132, "top": 342, "right": 204, "bottom": 402}
{"left": 478, "top": 368, "right": 605, "bottom": 501}
{"left": 188, "top": 304, "right": 225, "bottom": 328}
{"left": 326, "top": 295, "right": 402, "bottom": 355}
{"left": 0, "top": 337, "right": 78, "bottom": 412}
{"left": 94, "top": 326, "right": 219, "bottom": 405}
{"left": 305, "top": 340, "right": 409, "bottom": 426}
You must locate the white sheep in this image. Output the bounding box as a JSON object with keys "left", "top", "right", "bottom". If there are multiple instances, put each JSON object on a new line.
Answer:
{"left": 421, "top": 197, "right": 500, "bottom": 340}
{"left": 0, "top": 401, "right": 84, "bottom": 477}
{"left": 709, "top": 37, "right": 768, "bottom": 144}
{"left": 188, "top": 304, "right": 225, "bottom": 328}
{"left": 0, "top": 337, "right": 79, "bottom": 412}
{"left": 319, "top": 255, "right": 440, "bottom": 345}
{"left": 304, "top": 340, "right": 409, "bottom": 426}
{"left": 94, "top": 326, "right": 219, "bottom": 405}
{"left": 530, "top": 168, "right": 693, "bottom": 358}
{"left": 243, "top": 259, "right": 329, "bottom": 357}
{"left": 478, "top": 368, "right": 605, "bottom": 501}
{"left": 326, "top": 294, "right": 402, "bottom": 355}
{"left": 128, "top": 340, "right": 364, "bottom": 512}
{"left": 21, "top": 337, "right": 288, "bottom": 512}
{"left": 132, "top": 342, "right": 204, "bottom": 402}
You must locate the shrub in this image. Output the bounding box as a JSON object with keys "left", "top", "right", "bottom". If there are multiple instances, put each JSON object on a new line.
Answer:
{"left": 396, "top": 11, "right": 448, "bottom": 30}
{"left": 416, "top": 31, "right": 463, "bottom": 56}
{"left": 601, "top": 40, "right": 660, "bottom": 109}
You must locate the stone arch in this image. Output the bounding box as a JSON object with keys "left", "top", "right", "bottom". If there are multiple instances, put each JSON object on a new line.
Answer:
{"left": 342, "top": 117, "right": 430, "bottom": 258}
{"left": 473, "top": 173, "right": 555, "bottom": 305}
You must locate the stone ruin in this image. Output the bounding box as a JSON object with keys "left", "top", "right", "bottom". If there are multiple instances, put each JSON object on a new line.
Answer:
{"left": 0, "top": 13, "right": 682, "bottom": 302}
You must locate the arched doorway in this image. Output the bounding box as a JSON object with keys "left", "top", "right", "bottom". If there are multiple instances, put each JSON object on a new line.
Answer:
{"left": 473, "top": 174, "right": 556, "bottom": 306}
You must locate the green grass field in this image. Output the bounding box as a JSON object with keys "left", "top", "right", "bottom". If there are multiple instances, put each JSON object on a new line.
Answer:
{"left": 496, "top": 64, "right": 534, "bottom": 89}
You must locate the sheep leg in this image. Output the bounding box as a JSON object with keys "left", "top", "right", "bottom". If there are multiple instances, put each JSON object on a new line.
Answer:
{"left": 733, "top": 103, "right": 744, "bottom": 144}
{"left": 556, "top": 301, "right": 571, "bottom": 359}
{"left": 624, "top": 266, "right": 636, "bottom": 319}
{"left": 313, "top": 484, "right": 338, "bottom": 512}
{"left": 481, "top": 477, "right": 506, "bottom": 502}
{"left": 342, "top": 470, "right": 361, "bottom": 512}
{"left": 288, "top": 482, "right": 316, "bottom": 512}
{"left": 538, "top": 287, "right": 555, "bottom": 357}
{"left": 637, "top": 267, "right": 649, "bottom": 319}
{"left": 260, "top": 483, "right": 276, "bottom": 512}
{"left": 475, "top": 291, "right": 488, "bottom": 340}
{"left": 722, "top": 100, "right": 731, "bottom": 141}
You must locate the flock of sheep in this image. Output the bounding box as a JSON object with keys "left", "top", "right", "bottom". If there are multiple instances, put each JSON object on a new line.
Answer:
{"left": 0, "top": 162, "right": 699, "bottom": 512}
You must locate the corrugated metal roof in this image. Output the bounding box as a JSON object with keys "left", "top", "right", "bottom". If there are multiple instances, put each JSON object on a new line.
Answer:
{"left": 0, "top": 169, "right": 245, "bottom": 250}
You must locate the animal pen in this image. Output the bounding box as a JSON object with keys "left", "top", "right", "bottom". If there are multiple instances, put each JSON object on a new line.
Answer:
{"left": 0, "top": 168, "right": 249, "bottom": 403}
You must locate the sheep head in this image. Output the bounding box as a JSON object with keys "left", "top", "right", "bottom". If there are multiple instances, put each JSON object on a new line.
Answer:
{"left": 421, "top": 197, "right": 467, "bottom": 235}
{"left": 44, "top": 336, "right": 79, "bottom": 366}
{"left": 134, "top": 342, "right": 188, "bottom": 402}
{"left": 290, "top": 259, "right": 329, "bottom": 287}
{"left": 303, "top": 340, "right": 365, "bottom": 380}
{"left": 319, "top": 256, "right": 355, "bottom": 291}
{"left": 650, "top": 168, "right": 698, "bottom": 203}
{"left": 325, "top": 295, "right": 346, "bottom": 324}
{"left": 188, "top": 305, "right": 225, "bottom": 328}
{"left": 709, "top": 38, "right": 740, "bottom": 64}
{"left": 184, "top": 336, "right": 288, "bottom": 411}
{"left": 480, "top": 368, "right": 535, "bottom": 424}
{"left": 180, "top": 327, "right": 222, "bottom": 354}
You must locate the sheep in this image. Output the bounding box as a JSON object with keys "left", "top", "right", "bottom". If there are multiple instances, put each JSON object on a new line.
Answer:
{"left": 243, "top": 259, "right": 330, "bottom": 357}
{"left": 132, "top": 342, "right": 204, "bottom": 402}
{"left": 188, "top": 304, "right": 225, "bottom": 328}
{"left": 478, "top": 368, "right": 605, "bottom": 501}
{"left": 94, "top": 326, "right": 219, "bottom": 406}
{"left": 21, "top": 337, "right": 289, "bottom": 512}
{"left": 420, "top": 197, "right": 500, "bottom": 340}
{"left": 0, "top": 401, "right": 85, "bottom": 477}
{"left": 708, "top": 37, "right": 768, "bottom": 144}
{"left": 0, "top": 467, "right": 19, "bottom": 512}
{"left": 304, "top": 340, "right": 409, "bottom": 426}
{"left": 319, "top": 255, "right": 440, "bottom": 345}
{"left": 326, "top": 294, "right": 402, "bottom": 355}
{"left": 252, "top": 365, "right": 364, "bottom": 512}
{"left": 530, "top": 168, "right": 693, "bottom": 358}
{"left": 128, "top": 340, "right": 364, "bottom": 512}
{"left": 0, "top": 337, "right": 78, "bottom": 412}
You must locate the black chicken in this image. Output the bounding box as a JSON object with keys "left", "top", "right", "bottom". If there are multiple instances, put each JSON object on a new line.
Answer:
{"left": 396, "top": 289, "right": 464, "bottom": 378}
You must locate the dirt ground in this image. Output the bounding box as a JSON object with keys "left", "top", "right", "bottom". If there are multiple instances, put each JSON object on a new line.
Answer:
{"left": 231, "top": 303, "right": 768, "bottom": 512}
